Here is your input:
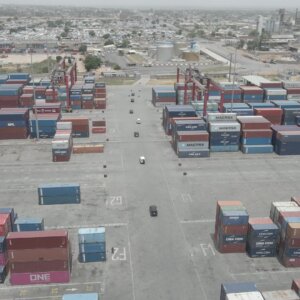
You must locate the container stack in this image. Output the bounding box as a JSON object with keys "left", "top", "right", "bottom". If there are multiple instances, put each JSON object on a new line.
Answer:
{"left": 0, "top": 108, "right": 30, "bottom": 139}
{"left": 19, "top": 88, "right": 34, "bottom": 107}
{"left": 30, "top": 113, "right": 60, "bottom": 139}
{"left": 38, "top": 183, "right": 81, "bottom": 205}
{"left": 84, "top": 76, "right": 95, "bottom": 84}
{"left": 208, "top": 113, "right": 241, "bottom": 152}
{"left": 220, "top": 282, "right": 262, "bottom": 300}
{"left": 34, "top": 86, "right": 47, "bottom": 100}
{"left": 0, "top": 84, "right": 23, "bottom": 108}
{"left": 272, "top": 126, "right": 300, "bottom": 155}
{"left": 78, "top": 227, "right": 106, "bottom": 263}
{"left": 222, "top": 103, "right": 253, "bottom": 116}
{"left": 264, "top": 88, "right": 287, "bottom": 101}
{"left": 92, "top": 120, "right": 106, "bottom": 134}
{"left": 282, "top": 81, "right": 300, "bottom": 101}
{"left": 162, "top": 105, "right": 197, "bottom": 135}
{"left": 248, "top": 102, "right": 276, "bottom": 109}
{"left": 94, "top": 83, "right": 106, "bottom": 109}
{"left": 52, "top": 122, "right": 73, "bottom": 162}
{"left": 240, "top": 85, "right": 264, "bottom": 104}
{"left": 152, "top": 86, "right": 176, "bottom": 107}
{"left": 238, "top": 116, "right": 274, "bottom": 154}
{"left": 219, "top": 83, "right": 242, "bottom": 103}
{"left": 33, "top": 103, "right": 61, "bottom": 114}
{"left": 0, "top": 75, "right": 8, "bottom": 84}
{"left": 61, "top": 117, "right": 89, "bottom": 138}
{"left": 253, "top": 107, "right": 283, "bottom": 125}
{"left": 13, "top": 218, "right": 44, "bottom": 232}
{"left": 70, "top": 84, "right": 83, "bottom": 110}
{"left": 57, "top": 85, "right": 68, "bottom": 109}
{"left": 215, "top": 201, "right": 249, "bottom": 253}
{"left": 82, "top": 84, "right": 94, "bottom": 109}
{"left": 63, "top": 293, "right": 99, "bottom": 300}
{"left": 246, "top": 217, "right": 279, "bottom": 258}
{"left": 45, "top": 88, "right": 58, "bottom": 103}
{"left": 7, "top": 230, "right": 71, "bottom": 285}
{"left": 191, "top": 101, "right": 219, "bottom": 115}
{"left": 6, "top": 73, "right": 30, "bottom": 85}
{"left": 270, "top": 201, "right": 300, "bottom": 225}
{"left": 271, "top": 100, "right": 300, "bottom": 125}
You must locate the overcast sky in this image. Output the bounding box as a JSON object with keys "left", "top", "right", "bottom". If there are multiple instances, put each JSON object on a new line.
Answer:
{"left": 1, "top": 0, "right": 299, "bottom": 8}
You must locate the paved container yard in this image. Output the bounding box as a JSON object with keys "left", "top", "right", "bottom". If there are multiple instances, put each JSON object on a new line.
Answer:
{"left": 0, "top": 84, "right": 300, "bottom": 300}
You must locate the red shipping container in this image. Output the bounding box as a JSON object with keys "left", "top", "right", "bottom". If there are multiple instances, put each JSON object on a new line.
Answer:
{"left": 92, "top": 127, "right": 106, "bottom": 134}
{"left": 288, "top": 238, "right": 300, "bottom": 248}
{"left": 94, "top": 100, "right": 106, "bottom": 109}
{"left": 260, "top": 82, "right": 282, "bottom": 88}
{"left": 217, "top": 243, "right": 246, "bottom": 253}
{"left": 82, "top": 101, "right": 94, "bottom": 109}
{"left": 9, "top": 247, "right": 69, "bottom": 262}
{"left": 278, "top": 211, "right": 300, "bottom": 226}
{"left": 0, "top": 252, "right": 8, "bottom": 265}
{"left": 33, "top": 104, "right": 61, "bottom": 114}
{"left": 219, "top": 224, "right": 248, "bottom": 235}
{"left": 248, "top": 217, "right": 273, "bottom": 225}
{"left": 291, "top": 196, "right": 300, "bottom": 206}
{"left": 0, "top": 213, "right": 12, "bottom": 235}
{"left": 6, "top": 230, "right": 68, "bottom": 250}
{"left": 238, "top": 116, "right": 271, "bottom": 130}
{"left": 95, "top": 92, "right": 106, "bottom": 98}
{"left": 242, "top": 129, "right": 272, "bottom": 138}
{"left": 0, "top": 127, "right": 28, "bottom": 139}
{"left": 23, "top": 86, "right": 34, "bottom": 94}
{"left": 176, "top": 131, "right": 209, "bottom": 142}
{"left": 92, "top": 120, "right": 106, "bottom": 127}
{"left": 281, "top": 256, "right": 300, "bottom": 268}
{"left": 10, "top": 260, "right": 69, "bottom": 273}
{"left": 291, "top": 279, "right": 300, "bottom": 296}
{"left": 286, "top": 88, "right": 300, "bottom": 94}
{"left": 10, "top": 270, "right": 70, "bottom": 285}
{"left": 53, "top": 154, "right": 70, "bottom": 162}
{"left": 216, "top": 201, "right": 243, "bottom": 219}
{"left": 61, "top": 117, "right": 89, "bottom": 126}
{"left": 0, "top": 100, "right": 19, "bottom": 108}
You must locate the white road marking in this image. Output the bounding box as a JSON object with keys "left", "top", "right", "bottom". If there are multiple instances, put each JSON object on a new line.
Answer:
{"left": 232, "top": 269, "right": 300, "bottom": 276}
{"left": 111, "top": 247, "right": 127, "bottom": 261}
{"left": 159, "top": 166, "right": 208, "bottom": 300}
{"left": 180, "top": 219, "right": 215, "bottom": 224}
{"left": 181, "top": 193, "right": 193, "bottom": 203}
{"left": 125, "top": 224, "right": 137, "bottom": 300}
{"left": 45, "top": 223, "right": 128, "bottom": 230}
{"left": 200, "top": 243, "right": 216, "bottom": 257}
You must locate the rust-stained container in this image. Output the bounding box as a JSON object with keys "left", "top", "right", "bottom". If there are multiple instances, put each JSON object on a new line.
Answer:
{"left": 0, "top": 213, "right": 12, "bottom": 236}
{"left": 9, "top": 247, "right": 69, "bottom": 262}
{"left": 92, "top": 127, "right": 106, "bottom": 134}
{"left": 92, "top": 120, "right": 106, "bottom": 127}
{"left": 292, "top": 279, "right": 300, "bottom": 296}
{"left": 282, "top": 256, "right": 300, "bottom": 267}
{"left": 0, "top": 127, "right": 28, "bottom": 139}
{"left": 82, "top": 101, "right": 94, "bottom": 109}
{"left": 287, "top": 223, "right": 300, "bottom": 239}
{"left": 219, "top": 224, "right": 248, "bottom": 235}
{"left": 237, "top": 116, "right": 271, "bottom": 130}
{"left": 10, "top": 270, "right": 70, "bottom": 285}
{"left": 217, "top": 243, "right": 246, "bottom": 253}
{"left": 73, "top": 144, "right": 104, "bottom": 154}
{"left": 242, "top": 130, "right": 272, "bottom": 139}
{"left": 6, "top": 230, "right": 68, "bottom": 250}
{"left": 288, "top": 238, "right": 300, "bottom": 248}
{"left": 94, "top": 99, "right": 106, "bottom": 109}
{"left": 248, "top": 217, "right": 273, "bottom": 225}
{"left": 10, "top": 260, "right": 69, "bottom": 273}
{"left": 52, "top": 154, "right": 70, "bottom": 162}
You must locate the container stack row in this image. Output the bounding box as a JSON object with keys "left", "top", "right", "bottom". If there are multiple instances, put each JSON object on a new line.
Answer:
{"left": 208, "top": 113, "right": 240, "bottom": 152}
{"left": 0, "top": 84, "right": 23, "bottom": 108}
{"left": 38, "top": 183, "right": 81, "bottom": 205}
{"left": 30, "top": 113, "right": 61, "bottom": 139}
{"left": 60, "top": 117, "right": 90, "bottom": 138}
{"left": 214, "top": 201, "right": 249, "bottom": 253}
{"left": 91, "top": 119, "right": 106, "bottom": 134}
{"left": 152, "top": 86, "right": 176, "bottom": 107}
{"left": 52, "top": 121, "right": 73, "bottom": 162}
{"left": 7, "top": 230, "right": 71, "bottom": 285}
{"left": 78, "top": 228, "right": 106, "bottom": 263}
{"left": 62, "top": 293, "right": 99, "bottom": 300}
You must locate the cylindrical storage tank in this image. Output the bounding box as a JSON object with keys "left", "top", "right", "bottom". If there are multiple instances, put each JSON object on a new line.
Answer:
{"left": 156, "top": 42, "right": 174, "bottom": 62}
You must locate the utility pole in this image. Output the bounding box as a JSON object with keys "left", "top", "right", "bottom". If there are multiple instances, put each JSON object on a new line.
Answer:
{"left": 230, "top": 47, "right": 237, "bottom": 113}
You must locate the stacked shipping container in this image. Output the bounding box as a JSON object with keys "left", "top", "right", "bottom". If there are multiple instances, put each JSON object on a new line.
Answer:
{"left": 94, "top": 83, "right": 106, "bottom": 109}
{"left": 152, "top": 86, "right": 176, "bottom": 107}
{"left": 215, "top": 201, "right": 249, "bottom": 253}
{"left": 63, "top": 293, "right": 99, "bottom": 300}
{"left": 13, "top": 218, "right": 44, "bottom": 232}
{"left": 78, "top": 228, "right": 106, "bottom": 263}
{"left": 61, "top": 117, "right": 89, "bottom": 138}
{"left": 7, "top": 230, "right": 71, "bottom": 285}
{"left": 238, "top": 116, "right": 274, "bottom": 154}
{"left": 0, "top": 84, "right": 23, "bottom": 108}
{"left": 220, "top": 282, "right": 261, "bottom": 300}
{"left": 38, "top": 183, "right": 81, "bottom": 205}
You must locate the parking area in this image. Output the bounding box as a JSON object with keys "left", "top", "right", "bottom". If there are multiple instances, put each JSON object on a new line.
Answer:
{"left": 0, "top": 84, "right": 300, "bottom": 299}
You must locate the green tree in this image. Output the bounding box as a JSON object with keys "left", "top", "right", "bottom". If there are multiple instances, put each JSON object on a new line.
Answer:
{"left": 113, "top": 64, "right": 121, "bottom": 70}
{"left": 84, "top": 55, "right": 102, "bottom": 71}
{"left": 89, "top": 30, "right": 95, "bottom": 37}
{"left": 103, "top": 33, "right": 110, "bottom": 39}
{"left": 56, "top": 56, "right": 62, "bottom": 62}
{"left": 118, "top": 50, "right": 124, "bottom": 56}
{"left": 249, "top": 30, "right": 259, "bottom": 37}
{"left": 118, "top": 39, "right": 130, "bottom": 48}
{"left": 176, "top": 29, "right": 182, "bottom": 35}
{"left": 104, "top": 39, "right": 114, "bottom": 46}
{"left": 79, "top": 44, "right": 87, "bottom": 54}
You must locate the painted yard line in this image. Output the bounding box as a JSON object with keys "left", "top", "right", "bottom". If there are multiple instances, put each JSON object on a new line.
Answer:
{"left": 160, "top": 165, "right": 208, "bottom": 300}
{"left": 45, "top": 223, "right": 128, "bottom": 230}
{"left": 232, "top": 269, "right": 300, "bottom": 276}
{"left": 180, "top": 219, "right": 215, "bottom": 224}
{"left": 125, "top": 224, "right": 137, "bottom": 300}
{"left": 15, "top": 296, "right": 60, "bottom": 300}
{"left": 0, "top": 281, "right": 104, "bottom": 290}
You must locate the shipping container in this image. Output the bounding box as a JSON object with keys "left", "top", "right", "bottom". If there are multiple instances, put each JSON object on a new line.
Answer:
{"left": 62, "top": 293, "right": 98, "bottom": 300}
{"left": 261, "top": 289, "right": 300, "bottom": 300}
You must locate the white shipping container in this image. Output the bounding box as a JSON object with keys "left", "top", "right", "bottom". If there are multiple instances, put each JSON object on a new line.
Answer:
{"left": 283, "top": 81, "right": 300, "bottom": 89}
{"left": 287, "top": 94, "right": 300, "bottom": 100}
{"left": 261, "top": 289, "right": 300, "bottom": 300}
{"left": 226, "top": 291, "right": 264, "bottom": 300}
{"left": 207, "top": 112, "right": 237, "bottom": 122}
{"left": 52, "top": 140, "right": 70, "bottom": 150}
{"left": 265, "top": 89, "right": 287, "bottom": 96}
{"left": 209, "top": 122, "right": 241, "bottom": 132}
{"left": 177, "top": 141, "right": 209, "bottom": 149}
{"left": 57, "top": 121, "right": 72, "bottom": 130}
{"left": 273, "top": 207, "right": 300, "bottom": 223}
{"left": 270, "top": 201, "right": 298, "bottom": 220}
{"left": 53, "top": 133, "right": 71, "bottom": 141}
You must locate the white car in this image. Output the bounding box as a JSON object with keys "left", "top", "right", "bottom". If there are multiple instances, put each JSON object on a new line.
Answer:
{"left": 139, "top": 156, "right": 145, "bottom": 164}
{"left": 136, "top": 118, "right": 141, "bottom": 124}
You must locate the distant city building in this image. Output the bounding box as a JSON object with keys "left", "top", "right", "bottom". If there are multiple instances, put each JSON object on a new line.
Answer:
{"left": 257, "top": 15, "right": 280, "bottom": 34}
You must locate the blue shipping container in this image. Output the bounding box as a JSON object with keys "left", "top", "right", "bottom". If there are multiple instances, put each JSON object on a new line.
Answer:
{"left": 62, "top": 293, "right": 98, "bottom": 300}
{"left": 248, "top": 223, "right": 279, "bottom": 238}
{"left": 39, "top": 195, "right": 80, "bottom": 205}
{"left": 79, "top": 252, "right": 106, "bottom": 263}
{"left": 210, "top": 145, "right": 239, "bottom": 152}
{"left": 220, "top": 210, "right": 249, "bottom": 225}
{"left": 38, "top": 183, "right": 80, "bottom": 197}
{"left": 242, "top": 137, "right": 272, "bottom": 145}
{"left": 0, "top": 236, "right": 6, "bottom": 253}
{"left": 13, "top": 218, "right": 44, "bottom": 232}
{"left": 79, "top": 242, "right": 106, "bottom": 253}
{"left": 78, "top": 228, "right": 105, "bottom": 244}
{"left": 0, "top": 208, "right": 15, "bottom": 229}
{"left": 241, "top": 145, "right": 273, "bottom": 154}
{"left": 246, "top": 247, "right": 276, "bottom": 258}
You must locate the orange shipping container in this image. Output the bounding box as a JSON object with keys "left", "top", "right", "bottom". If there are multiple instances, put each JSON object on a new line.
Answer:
{"left": 73, "top": 144, "right": 104, "bottom": 154}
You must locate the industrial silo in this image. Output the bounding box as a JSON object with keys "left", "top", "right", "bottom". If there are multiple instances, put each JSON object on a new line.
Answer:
{"left": 156, "top": 42, "right": 174, "bottom": 62}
